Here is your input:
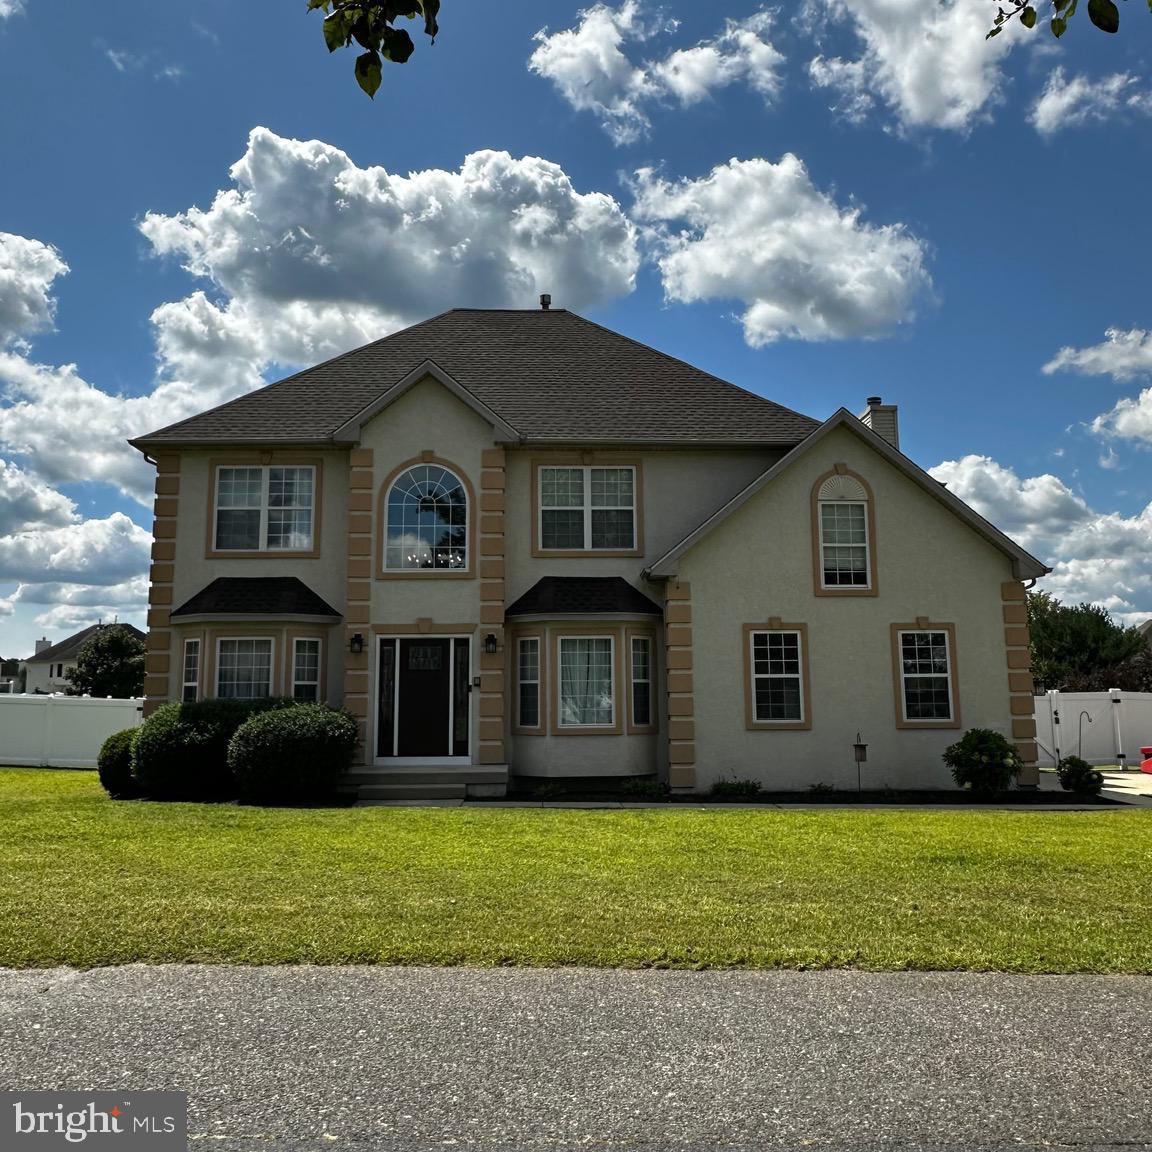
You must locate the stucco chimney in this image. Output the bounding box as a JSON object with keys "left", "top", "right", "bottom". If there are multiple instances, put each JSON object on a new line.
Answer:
{"left": 34, "top": 637, "right": 50, "bottom": 655}
{"left": 859, "top": 396, "right": 899, "bottom": 449}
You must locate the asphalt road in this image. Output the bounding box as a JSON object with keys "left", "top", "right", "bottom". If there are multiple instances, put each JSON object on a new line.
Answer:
{"left": 1, "top": 965, "right": 1149, "bottom": 1151}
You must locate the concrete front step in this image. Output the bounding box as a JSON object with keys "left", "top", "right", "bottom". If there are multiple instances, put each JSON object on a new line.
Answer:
{"left": 358, "top": 783, "right": 468, "bottom": 801}
{"left": 347, "top": 769, "right": 508, "bottom": 787}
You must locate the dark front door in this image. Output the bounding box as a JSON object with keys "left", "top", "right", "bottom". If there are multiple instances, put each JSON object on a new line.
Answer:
{"left": 397, "top": 639, "right": 451, "bottom": 756}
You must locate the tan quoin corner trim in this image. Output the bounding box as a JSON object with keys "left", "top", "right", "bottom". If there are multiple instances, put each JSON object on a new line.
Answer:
{"left": 344, "top": 447, "right": 374, "bottom": 762}
{"left": 1001, "top": 580, "right": 1038, "bottom": 785}
{"left": 665, "top": 579, "right": 695, "bottom": 789}
{"left": 477, "top": 448, "right": 507, "bottom": 766}
{"left": 143, "top": 454, "right": 180, "bottom": 716}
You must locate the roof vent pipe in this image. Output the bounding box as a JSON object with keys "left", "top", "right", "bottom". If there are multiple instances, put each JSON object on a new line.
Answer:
{"left": 540, "top": 294, "right": 551, "bottom": 311}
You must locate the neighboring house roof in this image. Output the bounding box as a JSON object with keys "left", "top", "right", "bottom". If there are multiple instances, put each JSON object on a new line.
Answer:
{"left": 506, "top": 577, "right": 662, "bottom": 617}
{"left": 130, "top": 309, "right": 821, "bottom": 450}
{"left": 23, "top": 623, "right": 146, "bottom": 665}
{"left": 171, "top": 578, "right": 341, "bottom": 620}
{"left": 1138, "top": 620, "right": 1152, "bottom": 645}
{"left": 646, "top": 409, "right": 1051, "bottom": 581}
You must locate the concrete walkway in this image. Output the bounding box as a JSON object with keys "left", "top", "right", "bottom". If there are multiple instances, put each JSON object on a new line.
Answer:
{"left": 2, "top": 966, "right": 1150, "bottom": 1151}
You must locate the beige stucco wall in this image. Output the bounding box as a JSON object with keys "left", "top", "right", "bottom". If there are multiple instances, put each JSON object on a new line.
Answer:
{"left": 502, "top": 448, "right": 783, "bottom": 604}
{"left": 164, "top": 446, "right": 350, "bottom": 702}
{"left": 678, "top": 424, "right": 1017, "bottom": 791}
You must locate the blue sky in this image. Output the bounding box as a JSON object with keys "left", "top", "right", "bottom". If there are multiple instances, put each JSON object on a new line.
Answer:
{"left": 1, "top": 0, "right": 1150, "bottom": 658}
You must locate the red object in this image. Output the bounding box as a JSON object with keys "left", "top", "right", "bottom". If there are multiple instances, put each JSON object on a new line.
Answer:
{"left": 1140, "top": 746, "right": 1152, "bottom": 774}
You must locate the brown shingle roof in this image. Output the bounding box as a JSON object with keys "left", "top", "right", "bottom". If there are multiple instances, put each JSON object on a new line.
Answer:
{"left": 506, "top": 577, "right": 662, "bottom": 617}
{"left": 131, "top": 309, "right": 819, "bottom": 448}
{"left": 24, "top": 623, "right": 146, "bottom": 664}
{"left": 171, "top": 578, "right": 341, "bottom": 619}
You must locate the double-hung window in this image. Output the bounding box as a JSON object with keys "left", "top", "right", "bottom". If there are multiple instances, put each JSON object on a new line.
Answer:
{"left": 517, "top": 637, "right": 541, "bottom": 728}
{"left": 539, "top": 466, "right": 636, "bottom": 551}
{"left": 292, "top": 638, "right": 321, "bottom": 702}
{"left": 630, "top": 636, "right": 652, "bottom": 728}
{"left": 896, "top": 629, "right": 955, "bottom": 722}
{"left": 216, "top": 638, "right": 274, "bottom": 699}
{"left": 815, "top": 472, "right": 872, "bottom": 591}
{"left": 748, "top": 628, "right": 807, "bottom": 725}
{"left": 558, "top": 637, "right": 614, "bottom": 727}
{"left": 182, "top": 639, "right": 200, "bottom": 702}
{"left": 214, "top": 466, "right": 315, "bottom": 552}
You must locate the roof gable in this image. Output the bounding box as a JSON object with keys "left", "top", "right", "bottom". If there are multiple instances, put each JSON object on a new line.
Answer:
{"left": 24, "top": 623, "right": 146, "bottom": 664}
{"left": 130, "top": 309, "right": 820, "bottom": 449}
{"left": 647, "top": 409, "right": 1050, "bottom": 581}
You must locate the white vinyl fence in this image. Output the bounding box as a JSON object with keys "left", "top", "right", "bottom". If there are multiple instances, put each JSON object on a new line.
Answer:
{"left": 1032, "top": 689, "right": 1152, "bottom": 767}
{"left": 0, "top": 695, "right": 144, "bottom": 768}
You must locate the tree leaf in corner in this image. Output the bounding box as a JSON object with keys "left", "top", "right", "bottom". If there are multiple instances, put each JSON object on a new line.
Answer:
{"left": 1088, "top": 0, "right": 1119, "bottom": 31}
{"left": 355, "top": 50, "right": 382, "bottom": 97}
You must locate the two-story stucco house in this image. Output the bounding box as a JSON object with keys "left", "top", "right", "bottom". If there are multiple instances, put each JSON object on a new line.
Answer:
{"left": 129, "top": 305, "right": 1049, "bottom": 800}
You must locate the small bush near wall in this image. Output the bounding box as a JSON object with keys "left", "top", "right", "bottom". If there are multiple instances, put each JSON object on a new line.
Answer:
{"left": 1056, "top": 755, "right": 1105, "bottom": 795}
{"left": 710, "top": 777, "right": 763, "bottom": 798}
{"left": 132, "top": 698, "right": 297, "bottom": 800}
{"left": 228, "top": 705, "right": 358, "bottom": 804}
{"left": 97, "top": 728, "right": 141, "bottom": 799}
{"left": 942, "top": 729, "right": 1020, "bottom": 794}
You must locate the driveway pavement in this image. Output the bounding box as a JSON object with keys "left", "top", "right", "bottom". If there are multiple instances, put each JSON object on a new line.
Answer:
{"left": 1, "top": 965, "right": 1150, "bottom": 1151}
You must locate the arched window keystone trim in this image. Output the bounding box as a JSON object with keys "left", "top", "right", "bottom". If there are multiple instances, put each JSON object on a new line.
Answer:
{"left": 377, "top": 456, "right": 476, "bottom": 579}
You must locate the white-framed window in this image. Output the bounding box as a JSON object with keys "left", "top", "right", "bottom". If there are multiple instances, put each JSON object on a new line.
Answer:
{"left": 558, "top": 636, "right": 614, "bottom": 727}
{"left": 214, "top": 465, "right": 315, "bottom": 552}
{"left": 182, "top": 639, "right": 200, "bottom": 703}
{"left": 819, "top": 501, "right": 869, "bottom": 588}
{"left": 384, "top": 464, "right": 468, "bottom": 569}
{"left": 517, "top": 637, "right": 540, "bottom": 728}
{"left": 216, "top": 638, "right": 274, "bottom": 699}
{"left": 292, "top": 638, "right": 321, "bottom": 702}
{"left": 897, "top": 630, "right": 953, "bottom": 721}
{"left": 750, "top": 630, "right": 804, "bottom": 723}
{"left": 540, "top": 466, "right": 635, "bottom": 551}
{"left": 630, "top": 636, "right": 652, "bottom": 727}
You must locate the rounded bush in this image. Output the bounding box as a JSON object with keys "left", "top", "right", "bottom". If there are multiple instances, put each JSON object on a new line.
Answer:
{"left": 942, "top": 728, "right": 1020, "bottom": 793}
{"left": 228, "top": 705, "right": 359, "bottom": 803}
{"left": 132, "top": 697, "right": 297, "bottom": 800}
{"left": 97, "top": 727, "right": 141, "bottom": 799}
{"left": 1056, "top": 755, "right": 1104, "bottom": 795}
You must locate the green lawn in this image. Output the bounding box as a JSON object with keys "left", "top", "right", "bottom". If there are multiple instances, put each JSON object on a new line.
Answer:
{"left": 2, "top": 767, "right": 1151, "bottom": 972}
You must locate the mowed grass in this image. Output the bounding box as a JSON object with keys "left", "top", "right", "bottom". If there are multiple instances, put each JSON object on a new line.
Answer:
{"left": 2, "top": 767, "right": 1151, "bottom": 971}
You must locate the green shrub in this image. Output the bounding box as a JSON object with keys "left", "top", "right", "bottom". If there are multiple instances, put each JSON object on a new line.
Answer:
{"left": 710, "top": 777, "right": 762, "bottom": 798}
{"left": 1056, "top": 755, "right": 1105, "bottom": 795}
{"left": 228, "top": 705, "right": 359, "bottom": 803}
{"left": 97, "top": 727, "right": 141, "bottom": 799}
{"left": 942, "top": 728, "right": 1020, "bottom": 793}
{"left": 619, "top": 776, "right": 669, "bottom": 799}
{"left": 531, "top": 781, "right": 567, "bottom": 800}
{"left": 132, "top": 697, "right": 297, "bottom": 800}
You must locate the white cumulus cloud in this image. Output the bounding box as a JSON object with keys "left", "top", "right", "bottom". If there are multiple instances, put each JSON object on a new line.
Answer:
{"left": 529, "top": 3, "right": 784, "bottom": 144}
{"left": 0, "top": 458, "right": 77, "bottom": 535}
{"left": 929, "top": 454, "right": 1152, "bottom": 627}
{"left": 632, "top": 154, "right": 931, "bottom": 344}
{"left": 1030, "top": 68, "right": 1152, "bottom": 136}
{"left": 0, "top": 513, "right": 151, "bottom": 585}
{"left": 808, "top": 0, "right": 1019, "bottom": 133}
{"left": 1043, "top": 328, "right": 1152, "bottom": 382}
{"left": 1042, "top": 329, "right": 1152, "bottom": 447}
{"left": 0, "top": 231, "right": 68, "bottom": 345}
{"left": 0, "top": 0, "right": 24, "bottom": 19}
{"left": 139, "top": 128, "right": 639, "bottom": 378}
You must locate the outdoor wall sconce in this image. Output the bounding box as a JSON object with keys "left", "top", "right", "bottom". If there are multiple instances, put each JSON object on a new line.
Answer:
{"left": 349, "top": 633, "right": 365, "bottom": 654}
{"left": 484, "top": 633, "right": 499, "bottom": 655}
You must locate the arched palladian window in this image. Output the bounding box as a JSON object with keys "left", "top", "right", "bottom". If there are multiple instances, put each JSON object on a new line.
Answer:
{"left": 384, "top": 464, "right": 468, "bottom": 570}
{"left": 814, "top": 470, "right": 876, "bottom": 593}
